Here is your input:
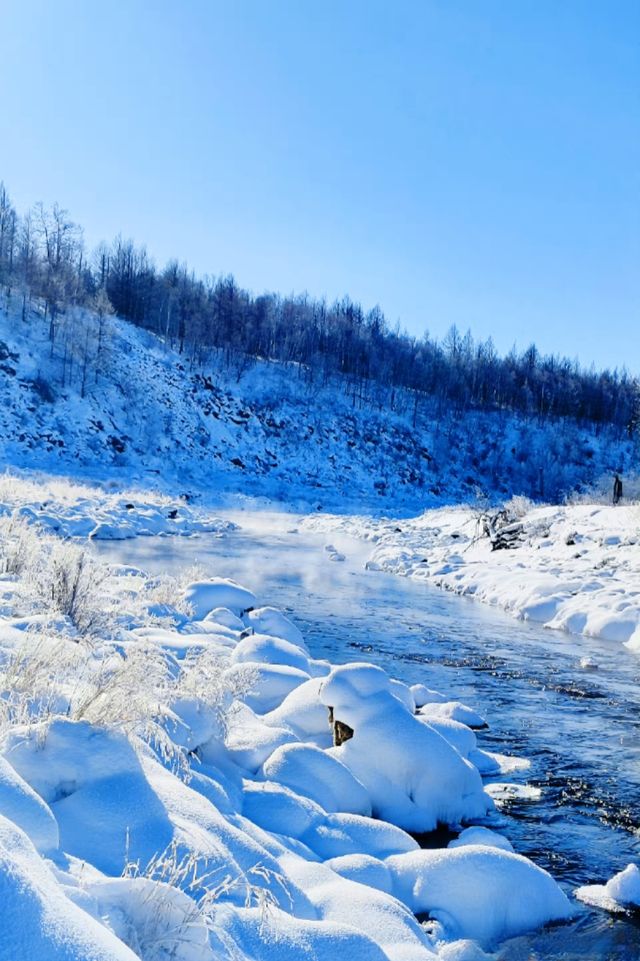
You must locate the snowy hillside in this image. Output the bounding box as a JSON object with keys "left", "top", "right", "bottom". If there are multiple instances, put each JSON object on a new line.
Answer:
{"left": 0, "top": 301, "right": 634, "bottom": 511}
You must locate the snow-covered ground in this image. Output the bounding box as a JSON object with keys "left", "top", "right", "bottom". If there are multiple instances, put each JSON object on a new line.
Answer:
{"left": 0, "top": 480, "right": 585, "bottom": 961}
{"left": 0, "top": 471, "right": 234, "bottom": 540}
{"left": 303, "top": 500, "right": 640, "bottom": 651}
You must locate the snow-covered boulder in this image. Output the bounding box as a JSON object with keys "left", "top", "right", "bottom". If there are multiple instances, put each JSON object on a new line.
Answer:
{"left": 181, "top": 578, "right": 256, "bottom": 619}
{"left": 419, "top": 700, "right": 487, "bottom": 729}
{"left": 301, "top": 811, "right": 420, "bottom": 862}
{"left": 244, "top": 606, "right": 309, "bottom": 652}
{"left": 320, "top": 663, "right": 492, "bottom": 832}
{"left": 231, "top": 632, "right": 310, "bottom": 673}
{"left": 242, "top": 779, "right": 324, "bottom": 838}
{"left": 325, "top": 853, "right": 394, "bottom": 894}
{"left": 203, "top": 606, "right": 245, "bottom": 631}
{"left": 226, "top": 661, "right": 310, "bottom": 714}
{"left": 448, "top": 826, "right": 514, "bottom": 853}
{"left": 262, "top": 678, "right": 331, "bottom": 745}
{"left": 386, "top": 846, "right": 573, "bottom": 944}
{"left": 410, "top": 683, "right": 450, "bottom": 707}
{"left": 261, "top": 743, "right": 372, "bottom": 816}
{"left": 221, "top": 702, "right": 298, "bottom": 772}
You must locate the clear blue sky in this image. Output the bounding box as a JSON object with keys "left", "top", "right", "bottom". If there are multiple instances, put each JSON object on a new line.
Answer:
{"left": 2, "top": 0, "right": 638, "bottom": 371}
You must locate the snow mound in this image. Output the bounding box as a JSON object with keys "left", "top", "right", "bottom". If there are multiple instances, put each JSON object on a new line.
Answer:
{"left": 203, "top": 606, "right": 245, "bottom": 631}
{"left": 325, "top": 853, "right": 394, "bottom": 893}
{"left": 576, "top": 863, "right": 640, "bottom": 913}
{"left": 410, "top": 683, "right": 450, "bottom": 707}
{"left": 448, "top": 826, "right": 514, "bottom": 853}
{"left": 4, "top": 720, "right": 174, "bottom": 875}
{"left": 419, "top": 701, "right": 487, "bottom": 729}
{"left": 0, "top": 755, "right": 59, "bottom": 854}
{"left": 85, "top": 876, "right": 216, "bottom": 961}
{"left": 261, "top": 743, "right": 372, "bottom": 816}
{"left": 301, "top": 811, "right": 419, "bottom": 860}
{"left": 227, "top": 661, "right": 310, "bottom": 714}
{"left": 0, "top": 814, "right": 138, "bottom": 961}
{"left": 222, "top": 702, "right": 298, "bottom": 771}
{"left": 387, "top": 845, "right": 573, "bottom": 945}
{"left": 181, "top": 578, "right": 256, "bottom": 618}
{"left": 320, "top": 664, "right": 492, "bottom": 832}
{"left": 231, "top": 632, "right": 311, "bottom": 673}
{"left": 244, "top": 606, "right": 308, "bottom": 652}
{"left": 262, "top": 678, "right": 331, "bottom": 745}
{"left": 212, "top": 903, "right": 392, "bottom": 961}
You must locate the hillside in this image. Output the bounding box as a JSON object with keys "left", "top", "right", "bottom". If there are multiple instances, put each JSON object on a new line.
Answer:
{"left": 0, "top": 301, "right": 634, "bottom": 511}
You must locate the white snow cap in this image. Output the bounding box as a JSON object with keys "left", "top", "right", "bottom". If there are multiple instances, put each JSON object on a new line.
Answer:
{"left": 261, "top": 742, "right": 372, "bottom": 816}
{"left": 181, "top": 578, "right": 257, "bottom": 618}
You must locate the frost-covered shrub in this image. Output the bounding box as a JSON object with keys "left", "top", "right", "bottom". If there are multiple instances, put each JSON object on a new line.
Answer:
{"left": 0, "top": 514, "right": 40, "bottom": 575}
{"left": 0, "top": 636, "right": 85, "bottom": 738}
{"left": 34, "top": 540, "right": 107, "bottom": 635}
{"left": 502, "top": 494, "right": 536, "bottom": 519}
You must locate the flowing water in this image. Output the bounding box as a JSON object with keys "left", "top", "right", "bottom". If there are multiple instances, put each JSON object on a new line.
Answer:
{"left": 91, "top": 512, "right": 640, "bottom": 960}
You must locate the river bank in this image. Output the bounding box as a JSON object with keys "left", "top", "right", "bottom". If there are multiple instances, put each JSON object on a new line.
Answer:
{"left": 303, "top": 501, "right": 640, "bottom": 650}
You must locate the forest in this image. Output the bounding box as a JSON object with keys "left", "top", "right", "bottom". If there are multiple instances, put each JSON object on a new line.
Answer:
{"left": 0, "top": 181, "right": 637, "bottom": 435}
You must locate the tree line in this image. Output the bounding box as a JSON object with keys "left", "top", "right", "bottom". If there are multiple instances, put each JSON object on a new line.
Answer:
{"left": 0, "top": 181, "right": 637, "bottom": 434}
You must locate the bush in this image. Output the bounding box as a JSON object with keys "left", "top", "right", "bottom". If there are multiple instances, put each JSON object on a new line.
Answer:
{"left": 34, "top": 540, "right": 107, "bottom": 636}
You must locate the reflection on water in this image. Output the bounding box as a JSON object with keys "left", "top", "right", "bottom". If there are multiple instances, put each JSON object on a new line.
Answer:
{"left": 91, "top": 513, "right": 640, "bottom": 959}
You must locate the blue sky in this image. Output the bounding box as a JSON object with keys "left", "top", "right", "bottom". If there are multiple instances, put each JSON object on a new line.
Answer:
{"left": 2, "top": 0, "right": 638, "bottom": 370}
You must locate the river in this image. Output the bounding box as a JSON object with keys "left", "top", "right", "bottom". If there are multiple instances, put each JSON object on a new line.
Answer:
{"left": 91, "top": 510, "right": 640, "bottom": 960}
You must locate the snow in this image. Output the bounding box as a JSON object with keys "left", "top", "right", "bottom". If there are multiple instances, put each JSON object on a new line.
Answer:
{"left": 0, "top": 298, "right": 635, "bottom": 516}
{"left": 0, "top": 754, "right": 59, "bottom": 855}
{"left": 244, "top": 606, "right": 309, "bottom": 650}
{"left": 0, "top": 814, "right": 140, "bottom": 961}
{"left": 576, "top": 863, "right": 640, "bottom": 913}
{"left": 418, "top": 701, "right": 487, "bottom": 729}
{"left": 319, "top": 664, "right": 493, "bottom": 832}
{"left": 261, "top": 742, "right": 372, "bottom": 816}
{"left": 447, "top": 826, "right": 514, "bottom": 853}
{"left": 304, "top": 503, "right": 640, "bottom": 650}
{"left": 0, "top": 477, "right": 609, "bottom": 959}
{"left": 386, "top": 846, "right": 573, "bottom": 945}
{"left": 231, "top": 632, "right": 311, "bottom": 673}
{"left": 181, "top": 578, "right": 257, "bottom": 619}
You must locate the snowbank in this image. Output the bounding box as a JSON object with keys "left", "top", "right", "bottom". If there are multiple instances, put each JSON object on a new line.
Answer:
{"left": 304, "top": 503, "right": 640, "bottom": 650}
